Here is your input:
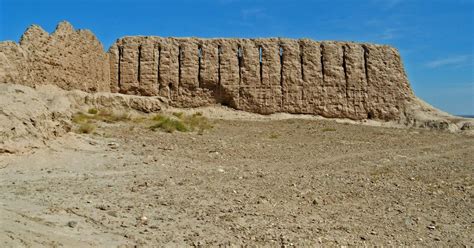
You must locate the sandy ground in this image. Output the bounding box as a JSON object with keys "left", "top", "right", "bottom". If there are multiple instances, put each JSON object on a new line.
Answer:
{"left": 0, "top": 112, "right": 473, "bottom": 247}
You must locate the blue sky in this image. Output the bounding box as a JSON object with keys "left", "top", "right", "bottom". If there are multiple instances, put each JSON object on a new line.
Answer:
{"left": 1, "top": 0, "right": 473, "bottom": 115}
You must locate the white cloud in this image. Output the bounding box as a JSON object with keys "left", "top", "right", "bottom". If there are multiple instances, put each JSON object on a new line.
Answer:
{"left": 425, "top": 55, "right": 472, "bottom": 68}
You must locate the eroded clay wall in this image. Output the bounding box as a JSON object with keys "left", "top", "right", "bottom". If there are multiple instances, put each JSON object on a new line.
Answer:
{"left": 109, "top": 37, "right": 413, "bottom": 120}
{"left": 0, "top": 21, "right": 414, "bottom": 120}
{"left": 0, "top": 21, "right": 110, "bottom": 92}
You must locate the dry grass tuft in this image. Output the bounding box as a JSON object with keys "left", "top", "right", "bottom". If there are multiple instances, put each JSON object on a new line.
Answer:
{"left": 77, "top": 123, "right": 96, "bottom": 134}
{"left": 72, "top": 109, "right": 131, "bottom": 124}
{"left": 149, "top": 112, "right": 212, "bottom": 134}
{"left": 87, "top": 108, "right": 98, "bottom": 115}
{"left": 269, "top": 133, "right": 280, "bottom": 139}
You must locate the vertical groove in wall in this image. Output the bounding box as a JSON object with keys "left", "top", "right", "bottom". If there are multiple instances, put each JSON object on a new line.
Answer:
{"left": 300, "top": 44, "right": 305, "bottom": 82}
{"left": 279, "top": 46, "right": 284, "bottom": 106}
{"left": 178, "top": 46, "right": 182, "bottom": 87}
{"left": 237, "top": 45, "right": 242, "bottom": 103}
{"left": 118, "top": 46, "right": 122, "bottom": 91}
{"left": 137, "top": 45, "right": 142, "bottom": 83}
{"left": 362, "top": 45, "right": 369, "bottom": 84}
{"left": 259, "top": 46, "right": 263, "bottom": 85}
{"left": 362, "top": 45, "right": 372, "bottom": 119}
{"left": 198, "top": 45, "right": 202, "bottom": 88}
{"left": 320, "top": 44, "right": 325, "bottom": 83}
{"left": 342, "top": 45, "right": 349, "bottom": 101}
{"left": 217, "top": 45, "right": 221, "bottom": 86}
{"left": 157, "top": 45, "right": 161, "bottom": 91}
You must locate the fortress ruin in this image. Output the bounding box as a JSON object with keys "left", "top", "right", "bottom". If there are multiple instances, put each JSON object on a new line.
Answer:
{"left": 0, "top": 21, "right": 414, "bottom": 120}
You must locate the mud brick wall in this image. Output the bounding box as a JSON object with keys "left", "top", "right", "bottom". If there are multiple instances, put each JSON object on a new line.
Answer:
{"left": 0, "top": 21, "right": 414, "bottom": 120}
{"left": 109, "top": 37, "right": 413, "bottom": 120}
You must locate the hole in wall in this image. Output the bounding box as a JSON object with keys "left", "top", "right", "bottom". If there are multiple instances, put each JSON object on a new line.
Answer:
{"left": 367, "top": 111, "right": 374, "bottom": 119}
{"left": 168, "top": 82, "right": 173, "bottom": 99}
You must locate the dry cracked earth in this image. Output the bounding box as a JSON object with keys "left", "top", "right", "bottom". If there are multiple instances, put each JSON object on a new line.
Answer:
{"left": 0, "top": 116, "right": 473, "bottom": 247}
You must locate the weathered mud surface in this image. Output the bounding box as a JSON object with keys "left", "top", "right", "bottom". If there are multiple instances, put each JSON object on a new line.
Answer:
{"left": 1, "top": 117, "right": 472, "bottom": 246}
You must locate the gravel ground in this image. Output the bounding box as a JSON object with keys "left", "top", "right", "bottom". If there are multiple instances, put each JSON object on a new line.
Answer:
{"left": 0, "top": 116, "right": 473, "bottom": 247}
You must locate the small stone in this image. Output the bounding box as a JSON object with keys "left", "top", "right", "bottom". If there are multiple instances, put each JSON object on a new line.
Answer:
{"left": 108, "top": 142, "right": 119, "bottom": 149}
{"left": 427, "top": 224, "right": 436, "bottom": 230}
{"left": 67, "top": 221, "right": 78, "bottom": 228}
{"left": 140, "top": 215, "right": 148, "bottom": 225}
{"left": 461, "top": 122, "right": 473, "bottom": 130}
{"left": 107, "top": 210, "right": 118, "bottom": 217}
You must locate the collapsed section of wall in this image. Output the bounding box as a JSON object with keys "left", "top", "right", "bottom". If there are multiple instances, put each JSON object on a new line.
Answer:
{"left": 0, "top": 21, "right": 110, "bottom": 92}
{"left": 109, "top": 37, "right": 413, "bottom": 120}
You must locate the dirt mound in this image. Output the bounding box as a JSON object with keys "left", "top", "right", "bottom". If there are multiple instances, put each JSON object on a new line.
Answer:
{"left": 401, "top": 98, "right": 473, "bottom": 132}
{"left": 0, "top": 83, "right": 165, "bottom": 153}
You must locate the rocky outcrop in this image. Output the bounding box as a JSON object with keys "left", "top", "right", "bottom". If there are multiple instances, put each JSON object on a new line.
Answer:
{"left": 109, "top": 37, "right": 414, "bottom": 120}
{"left": 1, "top": 21, "right": 417, "bottom": 121}
{"left": 0, "top": 21, "right": 110, "bottom": 92}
